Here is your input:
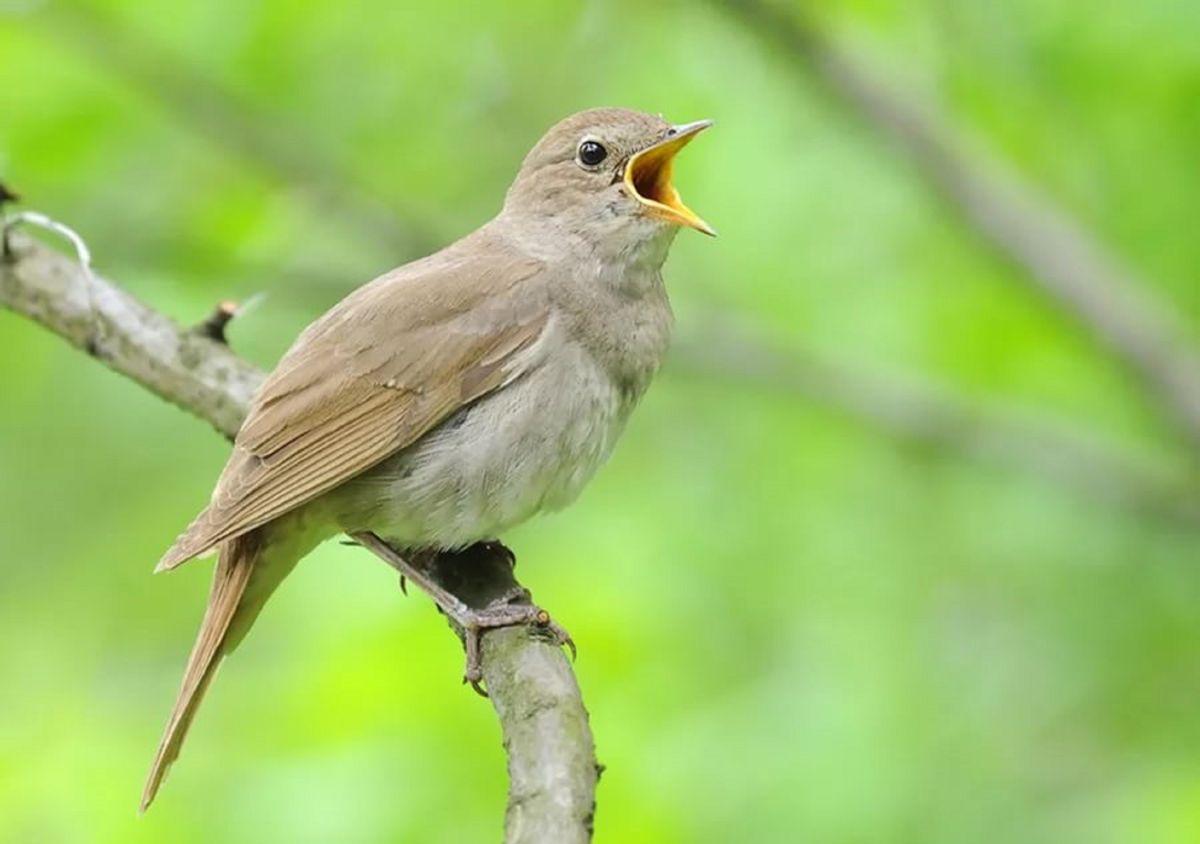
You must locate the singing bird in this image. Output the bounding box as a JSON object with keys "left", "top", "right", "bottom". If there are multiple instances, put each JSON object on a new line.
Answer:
{"left": 141, "top": 107, "right": 713, "bottom": 810}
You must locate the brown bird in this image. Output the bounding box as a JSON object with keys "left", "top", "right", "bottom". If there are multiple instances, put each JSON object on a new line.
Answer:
{"left": 141, "top": 107, "right": 713, "bottom": 810}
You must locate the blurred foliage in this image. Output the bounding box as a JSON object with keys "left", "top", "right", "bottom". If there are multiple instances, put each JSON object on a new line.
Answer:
{"left": 3, "top": 1, "right": 1200, "bottom": 842}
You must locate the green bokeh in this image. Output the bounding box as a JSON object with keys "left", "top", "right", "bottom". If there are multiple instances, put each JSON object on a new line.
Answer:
{"left": 3, "top": 1, "right": 1200, "bottom": 841}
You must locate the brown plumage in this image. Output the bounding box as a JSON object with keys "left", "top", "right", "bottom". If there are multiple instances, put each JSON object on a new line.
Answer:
{"left": 156, "top": 237, "right": 547, "bottom": 571}
{"left": 142, "top": 533, "right": 258, "bottom": 810}
{"left": 141, "top": 107, "right": 712, "bottom": 809}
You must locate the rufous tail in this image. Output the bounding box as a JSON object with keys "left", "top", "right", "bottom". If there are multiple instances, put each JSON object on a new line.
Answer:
{"left": 140, "top": 531, "right": 264, "bottom": 812}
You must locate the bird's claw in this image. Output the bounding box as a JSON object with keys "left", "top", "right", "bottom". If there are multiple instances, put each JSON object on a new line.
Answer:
{"left": 539, "top": 613, "right": 576, "bottom": 662}
{"left": 455, "top": 604, "right": 575, "bottom": 695}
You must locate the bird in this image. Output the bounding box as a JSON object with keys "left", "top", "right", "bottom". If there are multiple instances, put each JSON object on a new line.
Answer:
{"left": 140, "top": 107, "right": 713, "bottom": 810}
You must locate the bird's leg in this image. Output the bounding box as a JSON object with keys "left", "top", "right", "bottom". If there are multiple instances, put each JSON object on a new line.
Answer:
{"left": 344, "top": 535, "right": 410, "bottom": 592}
{"left": 415, "top": 544, "right": 575, "bottom": 691}
{"left": 350, "top": 531, "right": 573, "bottom": 694}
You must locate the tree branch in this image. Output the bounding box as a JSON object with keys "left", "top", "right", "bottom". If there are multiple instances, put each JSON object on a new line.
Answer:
{"left": 675, "top": 328, "right": 1200, "bottom": 525}
{"left": 716, "top": 0, "right": 1200, "bottom": 453}
{"left": 0, "top": 230, "right": 597, "bottom": 844}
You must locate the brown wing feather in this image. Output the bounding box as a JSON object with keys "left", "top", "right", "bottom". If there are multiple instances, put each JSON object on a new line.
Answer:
{"left": 157, "top": 239, "right": 546, "bottom": 571}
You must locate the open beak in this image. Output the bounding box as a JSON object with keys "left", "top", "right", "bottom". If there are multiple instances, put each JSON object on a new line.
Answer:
{"left": 624, "top": 119, "right": 715, "bottom": 236}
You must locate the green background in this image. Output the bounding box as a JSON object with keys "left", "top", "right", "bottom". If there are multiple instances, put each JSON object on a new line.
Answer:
{"left": 3, "top": 1, "right": 1200, "bottom": 841}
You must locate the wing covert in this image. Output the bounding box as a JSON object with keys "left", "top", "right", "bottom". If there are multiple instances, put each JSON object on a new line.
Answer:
{"left": 157, "top": 241, "right": 547, "bottom": 570}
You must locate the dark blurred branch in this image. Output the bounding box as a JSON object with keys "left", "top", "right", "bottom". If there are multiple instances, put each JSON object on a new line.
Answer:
{"left": 45, "top": 1, "right": 1200, "bottom": 473}
{"left": 674, "top": 326, "right": 1200, "bottom": 525}
{"left": 0, "top": 231, "right": 597, "bottom": 844}
{"left": 42, "top": 5, "right": 439, "bottom": 259}
{"left": 716, "top": 0, "right": 1200, "bottom": 453}
{"left": 22, "top": 2, "right": 1200, "bottom": 522}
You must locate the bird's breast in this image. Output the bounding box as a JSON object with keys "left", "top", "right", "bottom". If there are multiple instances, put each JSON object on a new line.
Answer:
{"left": 556, "top": 264, "right": 674, "bottom": 406}
{"left": 336, "top": 336, "right": 633, "bottom": 548}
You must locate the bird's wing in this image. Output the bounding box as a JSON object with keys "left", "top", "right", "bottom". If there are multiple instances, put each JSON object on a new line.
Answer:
{"left": 157, "top": 241, "right": 547, "bottom": 570}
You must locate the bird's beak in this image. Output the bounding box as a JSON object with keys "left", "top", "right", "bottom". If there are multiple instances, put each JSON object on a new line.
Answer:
{"left": 624, "top": 119, "right": 716, "bottom": 236}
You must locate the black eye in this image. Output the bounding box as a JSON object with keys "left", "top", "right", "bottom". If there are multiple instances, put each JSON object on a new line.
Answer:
{"left": 578, "top": 140, "right": 607, "bottom": 167}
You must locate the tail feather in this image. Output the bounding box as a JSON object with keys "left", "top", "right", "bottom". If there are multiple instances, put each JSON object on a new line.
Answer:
{"left": 140, "top": 532, "right": 261, "bottom": 812}
{"left": 155, "top": 507, "right": 217, "bottom": 573}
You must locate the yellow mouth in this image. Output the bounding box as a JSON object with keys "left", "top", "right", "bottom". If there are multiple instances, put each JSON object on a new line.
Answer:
{"left": 624, "top": 119, "right": 715, "bottom": 236}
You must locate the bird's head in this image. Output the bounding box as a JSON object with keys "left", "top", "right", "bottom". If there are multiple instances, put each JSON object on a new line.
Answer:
{"left": 502, "top": 107, "right": 714, "bottom": 257}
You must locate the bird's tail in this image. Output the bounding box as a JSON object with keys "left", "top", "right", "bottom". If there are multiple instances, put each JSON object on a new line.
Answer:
{"left": 140, "top": 529, "right": 289, "bottom": 812}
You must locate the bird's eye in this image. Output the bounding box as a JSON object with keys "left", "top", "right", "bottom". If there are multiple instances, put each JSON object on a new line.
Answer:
{"left": 577, "top": 140, "right": 607, "bottom": 168}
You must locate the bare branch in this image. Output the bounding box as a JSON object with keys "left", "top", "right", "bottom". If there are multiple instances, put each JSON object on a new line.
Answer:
{"left": 715, "top": 0, "right": 1200, "bottom": 452}
{"left": 0, "top": 231, "right": 597, "bottom": 843}
{"left": 1, "top": 230, "right": 260, "bottom": 438}
{"left": 2, "top": 210, "right": 100, "bottom": 347}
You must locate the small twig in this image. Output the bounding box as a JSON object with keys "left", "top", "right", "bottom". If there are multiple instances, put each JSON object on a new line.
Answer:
{"left": 0, "top": 181, "right": 19, "bottom": 206}
{"left": 192, "top": 293, "right": 264, "bottom": 345}
{"left": 193, "top": 300, "right": 239, "bottom": 344}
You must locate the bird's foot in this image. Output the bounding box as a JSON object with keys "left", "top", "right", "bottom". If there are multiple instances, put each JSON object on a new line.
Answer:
{"left": 449, "top": 601, "right": 575, "bottom": 695}
{"left": 350, "top": 532, "right": 573, "bottom": 695}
